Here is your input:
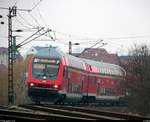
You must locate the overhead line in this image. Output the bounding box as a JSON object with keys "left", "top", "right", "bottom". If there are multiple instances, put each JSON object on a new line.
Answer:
{"left": 87, "top": 40, "right": 103, "bottom": 49}
{"left": 18, "top": 29, "right": 51, "bottom": 47}
{"left": 105, "top": 35, "right": 150, "bottom": 40}
{"left": 17, "top": 12, "right": 36, "bottom": 28}
{"left": 28, "top": 11, "right": 41, "bottom": 27}
{"left": 30, "top": 0, "right": 43, "bottom": 12}
{"left": 0, "top": 7, "right": 31, "bottom": 12}
{"left": 15, "top": 17, "right": 32, "bottom": 29}
{"left": 36, "top": 6, "right": 53, "bottom": 41}
{"left": 17, "top": 27, "right": 44, "bottom": 47}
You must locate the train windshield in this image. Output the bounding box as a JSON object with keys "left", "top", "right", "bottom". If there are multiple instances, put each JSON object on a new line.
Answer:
{"left": 32, "top": 58, "right": 60, "bottom": 80}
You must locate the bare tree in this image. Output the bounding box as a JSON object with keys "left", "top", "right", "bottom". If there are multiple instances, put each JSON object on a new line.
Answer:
{"left": 121, "top": 44, "right": 150, "bottom": 116}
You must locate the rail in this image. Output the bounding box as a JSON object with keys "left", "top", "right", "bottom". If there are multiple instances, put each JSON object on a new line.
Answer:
{"left": 19, "top": 104, "right": 150, "bottom": 120}
{"left": 0, "top": 108, "right": 92, "bottom": 120}
{"left": 48, "top": 105, "right": 149, "bottom": 120}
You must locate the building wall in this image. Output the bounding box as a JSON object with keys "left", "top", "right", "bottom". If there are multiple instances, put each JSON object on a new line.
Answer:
{"left": 0, "top": 65, "right": 8, "bottom": 105}
{"left": 0, "top": 53, "right": 8, "bottom": 67}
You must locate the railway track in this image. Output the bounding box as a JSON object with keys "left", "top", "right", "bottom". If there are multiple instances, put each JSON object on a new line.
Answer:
{"left": 20, "top": 105, "right": 120, "bottom": 120}
{"left": 0, "top": 107, "right": 92, "bottom": 120}
{"left": 1, "top": 104, "right": 148, "bottom": 120}
{"left": 19, "top": 104, "right": 150, "bottom": 120}
{"left": 44, "top": 104, "right": 149, "bottom": 120}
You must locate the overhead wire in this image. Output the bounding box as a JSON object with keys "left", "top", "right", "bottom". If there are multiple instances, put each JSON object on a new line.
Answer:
{"left": 25, "top": 0, "right": 43, "bottom": 28}
{"left": 19, "top": 29, "right": 51, "bottom": 47}
{"left": 105, "top": 35, "right": 150, "bottom": 40}
{"left": 17, "top": 27, "right": 44, "bottom": 47}
{"left": 79, "top": 39, "right": 104, "bottom": 55}
{"left": 52, "top": 30, "right": 99, "bottom": 41}
{"left": 87, "top": 39, "right": 103, "bottom": 49}
{"left": 35, "top": 3, "right": 55, "bottom": 41}
{"left": 11, "top": 0, "right": 150, "bottom": 52}
{"left": 15, "top": 17, "right": 32, "bottom": 29}
{"left": 17, "top": 11, "right": 36, "bottom": 28}
{"left": 30, "top": 0, "right": 43, "bottom": 12}
{"left": 28, "top": 11, "right": 41, "bottom": 27}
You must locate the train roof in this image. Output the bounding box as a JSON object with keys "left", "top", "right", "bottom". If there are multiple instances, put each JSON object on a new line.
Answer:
{"left": 31, "top": 46, "right": 126, "bottom": 77}
{"left": 33, "top": 46, "right": 65, "bottom": 59}
{"left": 81, "top": 58, "right": 125, "bottom": 76}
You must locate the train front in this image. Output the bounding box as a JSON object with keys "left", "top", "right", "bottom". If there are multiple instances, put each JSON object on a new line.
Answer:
{"left": 27, "top": 56, "right": 63, "bottom": 103}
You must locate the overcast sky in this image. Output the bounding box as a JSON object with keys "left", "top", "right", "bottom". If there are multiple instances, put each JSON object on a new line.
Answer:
{"left": 0, "top": 0, "right": 150, "bottom": 55}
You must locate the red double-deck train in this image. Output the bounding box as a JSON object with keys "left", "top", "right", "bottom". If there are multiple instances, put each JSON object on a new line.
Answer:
{"left": 25, "top": 46, "right": 126, "bottom": 105}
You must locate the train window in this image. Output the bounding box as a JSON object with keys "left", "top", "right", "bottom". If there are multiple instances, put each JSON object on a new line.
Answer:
{"left": 100, "top": 68, "right": 103, "bottom": 74}
{"left": 103, "top": 68, "right": 105, "bottom": 74}
{"left": 110, "top": 69, "right": 113, "bottom": 75}
{"left": 89, "top": 76, "right": 96, "bottom": 85}
{"left": 97, "top": 79, "right": 101, "bottom": 84}
{"left": 104, "top": 68, "right": 106, "bottom": 74}
{"left": 102, "top": 80, "right": 105, "bottom": 86}
{"left": 107, "top": 69, "right": 109, "bottom": 74}
{"left": 69, "top": 82, "right": 72, "bottom": 93}
{"left": 102, "top": 68, "right": 105, "bottom": 74}
{"left": 93, "top": 76, "right": 97, "bottom": 85}
{"left": 97, "top": 83, "right": 100, "bottom": 95}
{"left": 102, "top": 87, "right": 105, "bottom": 95}
{"left": 109, "top": 69, "right": 111, "bottom": 75}
{"left": 71, "top": 83, "right": 81, "bottom": 93}
{"left": 32, "top": 63, "right": 59, "bottom": 80}
{"left": 106, "top": 69, "right": 108, "bottom": 74}
{"left": 106, "top": 88, "right": 111, "bottom": 96}
{"left": 68, "top": 72, "right": 71, "bottom": 79}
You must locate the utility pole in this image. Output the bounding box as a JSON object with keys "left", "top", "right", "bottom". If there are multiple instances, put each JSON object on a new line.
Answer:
{"left": 12, "top": 36, "right": 17, "bottom": 60}
{"left": 3, "top": 6, "right": 31, "bottom": 105}
{"left": 0, "top": 6, "right": 32, "bottom": 105}
{"left": 69, "top": 41, "right": 80, "bottom": 55}
{"left": 69, "top": 41, "right": 72, "bottom": 54}
{"left": 8, "top": 6, "right": 17, "bottom": 105}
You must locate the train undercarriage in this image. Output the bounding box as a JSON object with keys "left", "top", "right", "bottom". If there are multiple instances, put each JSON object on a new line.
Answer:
{"left": 28, "top": 87, "right": 127, "bottom": 106}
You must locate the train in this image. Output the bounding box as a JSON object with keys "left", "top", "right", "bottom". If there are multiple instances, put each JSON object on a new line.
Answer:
{"left": 25, "top": 46, "right": 126, "bottom": 105}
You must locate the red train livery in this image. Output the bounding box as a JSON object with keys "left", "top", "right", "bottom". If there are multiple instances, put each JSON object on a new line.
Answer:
{"left": 25, "top": 47, "right": 126, "bottom": 104}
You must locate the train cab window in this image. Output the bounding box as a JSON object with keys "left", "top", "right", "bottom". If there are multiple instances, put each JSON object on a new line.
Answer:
{"left": 32, "top": 58, "right": 60, "bottom": 80}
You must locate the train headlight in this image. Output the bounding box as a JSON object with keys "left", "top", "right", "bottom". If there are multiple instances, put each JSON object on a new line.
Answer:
{"left": 43, "top": 76, "right": 47, "bottom": 80}
{"left": 53, "top": 84, "right": 58, "bottom": 89}
{"left": 30, "top": 83, "right": 35, "bottom": 87}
